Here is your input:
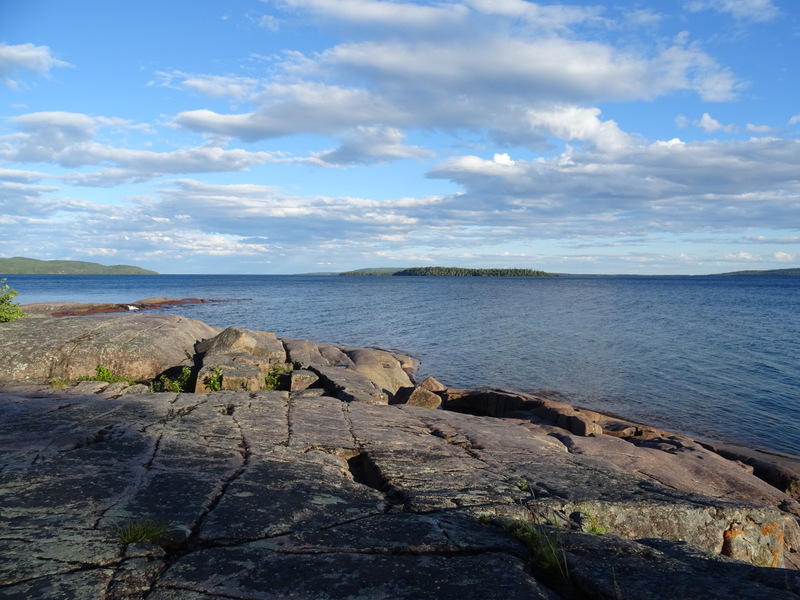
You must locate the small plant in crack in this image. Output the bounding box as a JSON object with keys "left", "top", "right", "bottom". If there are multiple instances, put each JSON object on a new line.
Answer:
{"left": 264, "top": 363, "right": 292, "bottom": 391}
{"left": 50, "top": 377, "right": 70, "bottom": 389}
{"left": 81, "top": 365, "right": 134, "bottom": 385}
{"left": 501, "top": 519, "right": 571, "bottom": 588}
{"left": 205, "top": 366, "right": 224, "bottom": 391}
{"left": 113, "top": 519, "right": 167, "bottom": 544}
{"left": 517, "top": 478, "right": 530, "bottom": 492}
{"left": 580, "top": 511, "right": 608, "bottom": 535}
{"left": 150, "top": 367, "right": 193, "bottom": 393}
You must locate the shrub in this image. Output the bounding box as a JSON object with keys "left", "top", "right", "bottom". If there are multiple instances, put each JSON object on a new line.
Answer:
{"left": 0, "top": 279, "right": 25, "bottom": 323}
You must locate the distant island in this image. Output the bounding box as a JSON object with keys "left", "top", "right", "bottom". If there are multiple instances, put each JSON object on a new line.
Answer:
{"left": 0, "top": 257, "right": 157, "bottom": 275}
{"left": 340, "top": 266, "right": 556, "bottom": 277}
{"left": 712, "top": 267, "right": 800, "bottom": 277}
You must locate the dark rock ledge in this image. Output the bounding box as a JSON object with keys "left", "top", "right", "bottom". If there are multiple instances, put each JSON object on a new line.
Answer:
{"left": 1, "top": 311, "right": 799, "bottom": 599}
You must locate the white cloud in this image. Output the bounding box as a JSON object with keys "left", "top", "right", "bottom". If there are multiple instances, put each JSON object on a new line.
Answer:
{"left": 306, "top": 126, "right": 435, "bottom": 166}
{"left": 428, "top": 137, "right": 800, "bottom": 236}
{"left": 152, "top": 71, "right": 262, "bottom": 100}
{"left": 789, "top": 115, "right": 800, "bottom": 126}
{"left": 466, "top": 0, "right": 604, "bottom": 31}
{"left": 526, "top": 106, "right": 632, "bottom": 151}
{"left": 774, "top": 251, "right": 796, "bottom": 262}
{"left": 172, "top": 30, "right": 738, "bottom": 152}
{"left": 173, "top": 82, "right": 403, "bottom": 141}
{"left": 1, "top": 111, "right": 276, "bottom": 184}
{"left": 271, "top": 0, "right": 469, "bottom": 28}
{"left": 0, "top": 43, "right": 71, "bottom": 89}
{"left": 683, "top": 0, "right": 780, "bottom": 22}
{"left": 746, "top": 123, "right": 773, "bottom": 133}
{"left": 724, "top": 251, "right": 757, "bottom": 260}
{"left": 696, "top": 113, "right": 737, "bottom": 133}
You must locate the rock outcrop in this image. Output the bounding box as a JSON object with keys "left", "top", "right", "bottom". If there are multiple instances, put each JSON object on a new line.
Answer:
{"left": 0, "top": 313, "right": 220, "bottom": 383}
{"left": 1, "top": 383, "right": 799, "bottom": 599}
{"left": 1, "top": 312, "right": 800, "bottom": 599}
{"left": 21, "top": 297, "right": 215, "bottom": 317}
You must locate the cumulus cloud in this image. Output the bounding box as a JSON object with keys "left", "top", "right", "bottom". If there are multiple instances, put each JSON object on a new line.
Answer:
{"left": 0, "top": 43, "right": 71, "bottom": 89}
{"left": 173, "top": 82, "right": 404, "bottom": 141}
{"left": 774, "top": 251, "right": 796, "bottom": 262}
{"left": 746, "top": 123, "right": 773, "bottom": 133}
{"left": 171, "top": 29, "right": 737, "bottom": 156}
{"left": 306, "top": 126, "right": 435, "bottom": 166}
{"left": 1, "top": 111, "right": 276, "bottom": 184}
{"left": 696, "top": 113, "right": 738, "bottom": 133}
{"left": 428, "top": 137, "right": 800, "bottom": 235}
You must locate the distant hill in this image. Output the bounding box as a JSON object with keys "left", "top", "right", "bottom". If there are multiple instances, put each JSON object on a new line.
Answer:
{"left": 341, "top": 266, "right": 557, "bottom": 277}
{"left": 713, "top": 267, "right": 800, "bottom": 277}
{"left": 339, "top": 267, "right": 406, "bottom": 276}
{"left": 0, "top": 257, "right": 158, "bottom": 275}
{"left": 394, "top": 266, "right": 556, "bottom": 277}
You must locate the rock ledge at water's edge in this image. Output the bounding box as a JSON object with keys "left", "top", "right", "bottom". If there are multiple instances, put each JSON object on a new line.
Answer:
{"left": 1, "top": 309, "right": 799, "bottom": 599}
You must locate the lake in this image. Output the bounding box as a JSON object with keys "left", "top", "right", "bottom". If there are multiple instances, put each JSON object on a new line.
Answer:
{"left": 9, "top": 273, "right": 800, "bottom": 455}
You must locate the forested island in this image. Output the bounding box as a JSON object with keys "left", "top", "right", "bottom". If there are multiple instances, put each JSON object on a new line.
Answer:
{"left": 713, "top": 267, "right": 800, "bottom": 277}
{"left": 0, "top": 257, "right": 157, "bottom": 275}
{"left": 340, "top": 266, "right": 556, "bottom": 277}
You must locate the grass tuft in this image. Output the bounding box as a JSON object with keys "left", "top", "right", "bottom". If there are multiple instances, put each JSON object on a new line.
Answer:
{"left": 113, "top": 519, "right": 167, "bottom": 544}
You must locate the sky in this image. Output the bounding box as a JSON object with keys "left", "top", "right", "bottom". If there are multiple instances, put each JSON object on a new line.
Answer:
{"left": 1, "top": 0, "right": 799, "bottom": 275}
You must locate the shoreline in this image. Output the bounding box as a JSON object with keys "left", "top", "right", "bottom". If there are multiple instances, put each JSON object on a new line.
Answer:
{"left": 14, "top": 298, "right": 800, "bottom": 484}
{"left": 2, "top": 305, "right": 800, "bottom": 592}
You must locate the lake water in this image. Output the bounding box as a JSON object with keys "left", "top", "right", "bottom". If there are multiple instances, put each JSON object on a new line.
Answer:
{"left": 8, "top": 273, "right": 800, "bottom": 456}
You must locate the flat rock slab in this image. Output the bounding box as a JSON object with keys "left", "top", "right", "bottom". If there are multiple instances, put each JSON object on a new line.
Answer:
{"left": 0, "top": 313, "right": 219, "bottom": 383}
{"left": 1, "top": 385, "right": 799, "bottom": 599}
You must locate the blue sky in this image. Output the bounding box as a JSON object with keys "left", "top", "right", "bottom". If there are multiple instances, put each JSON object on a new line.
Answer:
{"left": 1, "top": 0, "right": 799, "bottom": 274}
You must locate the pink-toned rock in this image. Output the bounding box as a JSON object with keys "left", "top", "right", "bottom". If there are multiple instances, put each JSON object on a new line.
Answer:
{"left": 0, "top": 313, "right": 219, "bottom": 383}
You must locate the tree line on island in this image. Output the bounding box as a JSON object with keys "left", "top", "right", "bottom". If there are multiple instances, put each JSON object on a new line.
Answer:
{"left": 0, "top": 257, "right": 157, "bottom": 275}
{"left": 340, "top": 266, "right": 557, "bottom": 277}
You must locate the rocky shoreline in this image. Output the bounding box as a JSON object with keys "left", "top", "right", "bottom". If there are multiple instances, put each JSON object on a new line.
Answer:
{"left": 1, "top": 302, "right": 799, "bottom": 598}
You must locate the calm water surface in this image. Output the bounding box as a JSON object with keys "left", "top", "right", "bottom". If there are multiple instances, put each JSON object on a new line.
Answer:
{"left": 10, "top": 274, "right": 800, "bottom": 455}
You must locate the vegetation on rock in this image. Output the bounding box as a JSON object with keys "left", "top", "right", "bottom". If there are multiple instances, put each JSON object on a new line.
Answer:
{"left": 150, "top": 367, "right": 194, "bottom": 393}
{"left": 0, "top": 279, "right": 26, "bottom": 322}
{"left": 264, "top": 363, "right": 293, "bottom": 390}
{"left": 500, "top": 519, "right": 571, "bottom": 590}
{"left": 205, "top": 366, "right": 224, "bottom": 391}
{"left": 113, "top": 519, "right": 167, "bottom": 544}
{"left": 80, "top": 365, "right": 134, "bottom": 385}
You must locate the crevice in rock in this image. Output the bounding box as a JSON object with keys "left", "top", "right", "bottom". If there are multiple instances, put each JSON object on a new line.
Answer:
{"left": 340, "top": 403, "right": 407, "bottom": 510}
{"left": 182, "top": 411, "right": 252, "bottom": 549}
{"left": 346, "top": 452, "right": 386, "bottom": 491}
{"left": 143, "top": 429, "right": 164, "bottom": 471}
